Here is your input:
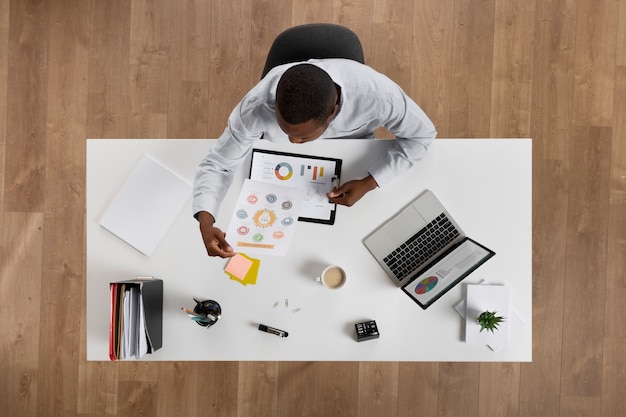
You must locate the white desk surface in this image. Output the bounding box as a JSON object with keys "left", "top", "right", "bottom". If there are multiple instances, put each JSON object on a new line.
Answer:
{"left": 86, "top": 138, "right": 532, "bottom": 362}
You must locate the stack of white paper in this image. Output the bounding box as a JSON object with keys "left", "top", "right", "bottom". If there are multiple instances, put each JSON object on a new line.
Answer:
{"left": 454, "top": 281, "right": 526, "bottom": 351}
{"left": 99, "top": 155, "right": 191, "bottom": 256}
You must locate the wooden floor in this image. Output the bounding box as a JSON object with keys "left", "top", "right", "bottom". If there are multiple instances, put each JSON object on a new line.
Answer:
{"left": 1, "top": 0, "right": 625, "bottom": 416}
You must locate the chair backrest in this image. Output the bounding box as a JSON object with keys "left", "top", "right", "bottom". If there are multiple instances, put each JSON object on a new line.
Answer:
{"left": 261, "top": 23, "right": 365, "bottom": 78}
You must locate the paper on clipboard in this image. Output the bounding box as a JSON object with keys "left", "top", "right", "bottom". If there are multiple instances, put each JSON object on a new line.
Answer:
{"left": 249, "top": 149, "right": 342, "bottom": 225}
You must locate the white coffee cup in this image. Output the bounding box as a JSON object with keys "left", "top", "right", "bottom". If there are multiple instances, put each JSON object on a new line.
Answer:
{"left": 315, "top": 265, "right": 346, "bottom": 289}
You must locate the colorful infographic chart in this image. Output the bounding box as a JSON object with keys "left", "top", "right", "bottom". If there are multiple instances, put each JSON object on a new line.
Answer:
{"left": 250, "top": 149, "right": 342, "bottom": 224}
{"left": 415, "top": 276, "right": 438, "bottom": 294}
{"left": 226, "top": 179, "right": 306, "bottom": 256}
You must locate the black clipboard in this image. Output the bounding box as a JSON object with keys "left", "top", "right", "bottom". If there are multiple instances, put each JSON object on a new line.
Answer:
{"left": 249, "top": 148, "right": 342, "bottom": 225}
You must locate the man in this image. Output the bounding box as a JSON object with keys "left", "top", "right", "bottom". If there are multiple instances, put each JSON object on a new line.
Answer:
{"left": 193, "top": 59, "right": 437, "bottom": 258}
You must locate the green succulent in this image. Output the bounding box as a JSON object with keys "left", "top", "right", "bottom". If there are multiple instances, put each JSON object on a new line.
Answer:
{"left": 476, "top": 310, "right": 505, "bottom": 333}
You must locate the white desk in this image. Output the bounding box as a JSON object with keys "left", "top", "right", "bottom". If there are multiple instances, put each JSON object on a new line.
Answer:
{"left": 86, "top": 138, "right": 532, "bottom": 361}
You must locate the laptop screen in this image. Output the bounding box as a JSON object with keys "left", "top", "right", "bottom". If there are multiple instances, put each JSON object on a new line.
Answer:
{"left": 401, "top": 237, "right": 495, "bottom": 309}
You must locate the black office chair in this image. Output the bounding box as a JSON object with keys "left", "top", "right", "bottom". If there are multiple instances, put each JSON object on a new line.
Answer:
{"left": 261, "top": 23, "right": 365, "bottom": 78}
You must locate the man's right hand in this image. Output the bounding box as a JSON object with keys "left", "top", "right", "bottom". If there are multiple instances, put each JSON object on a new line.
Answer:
{"left": 197, "top": 211, "right": 236, "bottom": 258}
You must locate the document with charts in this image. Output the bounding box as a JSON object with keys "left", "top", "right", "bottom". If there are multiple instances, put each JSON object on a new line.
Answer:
{"left": 249, "top": 149, "right": 342, "bottom": 225}
{"left": 226, "top": 179, "right": 306, "bottom": 256}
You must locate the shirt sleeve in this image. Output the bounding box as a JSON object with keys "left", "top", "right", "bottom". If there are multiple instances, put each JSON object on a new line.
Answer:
{"left": 192, "top": 101, "right": 262, "bottom": 221}
{"left": 366, "top": 81, "right": 437, "bottom": 187}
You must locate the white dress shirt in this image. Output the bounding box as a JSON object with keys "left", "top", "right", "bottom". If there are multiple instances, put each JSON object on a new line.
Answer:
{"left": 193, "top": 58, "right": 437, "bottom": 220}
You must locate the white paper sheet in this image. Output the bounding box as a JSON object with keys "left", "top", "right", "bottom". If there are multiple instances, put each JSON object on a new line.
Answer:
{"left": 464, "top": 284, "right": 510, "bottom": 346}
{"left": 250, "top": 150, "right": 339, "bottom": 222}
{"left": 99, "top": 155, "right": 191, "bottom": 256}
{"left": 226, "top": 179, "right": 306, "bottom": 256}
{"left": 454, "top": 280, "right": 526, "bottom": 351}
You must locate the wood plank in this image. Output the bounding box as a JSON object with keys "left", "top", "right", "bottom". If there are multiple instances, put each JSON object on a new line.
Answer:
{"left": 519, "top": 159, "right": 568, "bottom": 417}
{"left": 560, "top": 396, "right": 602, "bottom": 417}
{"left": 117, "top": 381, "right": 159, "bottom": 415}
{"left": 277, "top": 362, "right": 319, "bottom": 417}
{"left": 169, "top": 0, "right": 210, "bottom": 82}
{"left": 129, "top": 0, "right": 172, "bottom": 115}
{"left": 128, "top": 113, "right": 168, "bottom": 138}
{"left": 560, "top": 127, "right": 612, "bottom": 398}
{"left": 437, "top": 363, "right": 479, "bottom": 417}
{"left": 76, "top": 362, "right": 118, "bottom": 415}
{"left": 529, "top": 0, "right": 576, "bottom": 160}
{"left": 357, "top": 362, "right": 399, "bottom": 417}
{"left": 397, "top": 363, "right": 439, "bottom": 417}
{"left": 372, "top": 0, "right": 413, "bottom": 25}
{"left": 478, "top": 363, "right": 520, "bottom": 417}
{"left": 446, "top": 0, "right": 495, "bottom": 138}
{"left": 167, "top": 0, "right": 211, "bottom": 138}
{"left": 618, "top": 1, "right": 626, "bottom": 65}
{"left": 292, "top": 0, "right": 334, "bottom": 26}
{"left": 37, "top": 1, "right": 91, "bottom": 415}
{"left": 0, "top": 0, "right": 8, "bottom": 218}
{"left": 601, "top": 337, "right": 626, "bottom": 416}
{"left": 317, "top": 362, "right": 359, "bottom": 417}
{"left": 4, "top": 0, "right": 50, "bottom": 212}
{"left": 157, "top": 363, "right": 199, "bottom": 416}
{"left": 411, "top": 0, "right": 454, "bottom": 137}
{"left": 489, "top": 0, "right": 535, "bottom": 138}
{"left": 0, "top": 212, "right": 43, "bottom": 417}
{"left": 208, "top": 0, "right": 252, "bottom": 138}
{"left": 605, "top": 65, "right": 626, "bottom": 337}
{"left": 86, "top": 0, "right": 131, "bottom": 138}
{"left": 237, "top": 362, "right": 279, "bottom": 416}
{"left": 572, "top": 0, "right": 618, "bottom": 127}
{"left": 167, "top": 81, "right": 209, "bottom": 138}
{"left": 194, "top": 362, "right": 239, "bottom": 417}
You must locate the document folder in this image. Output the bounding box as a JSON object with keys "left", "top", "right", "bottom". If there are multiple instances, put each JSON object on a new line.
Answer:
{"left": 109, "top": 277, "right": 163, "bottom": 361}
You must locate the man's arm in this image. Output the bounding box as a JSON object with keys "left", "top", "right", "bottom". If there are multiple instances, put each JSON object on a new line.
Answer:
{"left": 368, "top": 86, "right": 437, "bottom": 188}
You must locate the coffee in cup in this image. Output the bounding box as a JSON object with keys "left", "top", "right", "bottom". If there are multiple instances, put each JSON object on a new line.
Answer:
{"left": 315, "top": 265, "right": 346, "bottom": 289}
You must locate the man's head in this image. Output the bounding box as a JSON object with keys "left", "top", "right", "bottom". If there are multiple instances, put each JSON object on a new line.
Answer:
{"left": 275, "top": 64, "right": 339, "bottom": 143}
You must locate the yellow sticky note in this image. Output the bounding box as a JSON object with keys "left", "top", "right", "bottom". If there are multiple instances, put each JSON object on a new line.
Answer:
{"left": 225, "top": 253, "right": 260, "bottom": 286}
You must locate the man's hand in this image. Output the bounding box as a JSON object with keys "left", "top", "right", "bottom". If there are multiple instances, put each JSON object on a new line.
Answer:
{"left": 327, "top": 175, "right": 378, "bottom": 207}
{"left": 197, "top": 211, "right": 236, "bottom": 258}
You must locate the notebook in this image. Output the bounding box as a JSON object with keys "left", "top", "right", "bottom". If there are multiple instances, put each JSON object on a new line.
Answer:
{"left": 363, "top": 189, "right": 495, "bottom": 309}
{"left": 99, "top": 155, "right": 192, "bottom": 256}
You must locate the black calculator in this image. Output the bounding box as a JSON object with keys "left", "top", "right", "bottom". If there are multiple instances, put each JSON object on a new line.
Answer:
{"left": 355, "top": 320, "right": 380, "bottom": 342}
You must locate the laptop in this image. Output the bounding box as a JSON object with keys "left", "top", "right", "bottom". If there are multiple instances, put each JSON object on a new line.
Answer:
{"left": 363, "top": 190, "right": 495, "bottom": 309}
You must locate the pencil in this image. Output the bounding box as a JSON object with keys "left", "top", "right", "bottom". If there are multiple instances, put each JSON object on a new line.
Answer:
{"left": 181, "top": 307, "right": 210, "bottom": 322}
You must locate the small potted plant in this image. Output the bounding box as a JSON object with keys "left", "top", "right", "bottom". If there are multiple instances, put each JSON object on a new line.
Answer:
{"left": 476, "top": 310, "right": 505, "bottom": 333}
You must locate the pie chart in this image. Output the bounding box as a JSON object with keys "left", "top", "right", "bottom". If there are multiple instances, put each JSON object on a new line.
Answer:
{"left": 415, "top": 276, "right": 438, "bottom": 294}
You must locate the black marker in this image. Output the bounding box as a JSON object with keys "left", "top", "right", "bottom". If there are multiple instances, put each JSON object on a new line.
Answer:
{"left": 258, "top": 324, "right": 288, "bottom": 338}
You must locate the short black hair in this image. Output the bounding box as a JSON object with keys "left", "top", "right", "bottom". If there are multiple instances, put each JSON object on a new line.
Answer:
{"left": 276, "top": 64, "right": 337, "bottom": 125}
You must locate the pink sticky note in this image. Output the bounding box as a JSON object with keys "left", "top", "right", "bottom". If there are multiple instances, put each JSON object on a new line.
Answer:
{"left": 224, "top": 253, "right": 253, "bottom": 280}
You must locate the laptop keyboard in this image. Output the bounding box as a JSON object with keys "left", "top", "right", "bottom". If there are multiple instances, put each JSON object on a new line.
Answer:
{"left": 383, "top": 213, "right": 460, "bottom": 281}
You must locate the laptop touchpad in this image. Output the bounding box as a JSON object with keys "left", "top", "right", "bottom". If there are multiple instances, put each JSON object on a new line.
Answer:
{"left": 384, "top": 206, "right": 426, "bottom": 242}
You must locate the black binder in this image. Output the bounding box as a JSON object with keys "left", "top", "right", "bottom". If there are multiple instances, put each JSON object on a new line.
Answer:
{"left": 109, "top": 277, "right": 163, "bottom": 361}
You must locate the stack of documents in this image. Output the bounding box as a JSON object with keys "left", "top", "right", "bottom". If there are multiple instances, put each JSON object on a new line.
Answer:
{"left": 109, "top": 277, "right": 163, "bottom": 360}
{"left": 454, "top": 281, "right": 526, "bottom": 351}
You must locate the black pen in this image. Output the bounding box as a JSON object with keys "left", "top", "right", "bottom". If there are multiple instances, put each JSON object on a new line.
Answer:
{"left": 258, "top": 324, "right": 288, "bottom": 338}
